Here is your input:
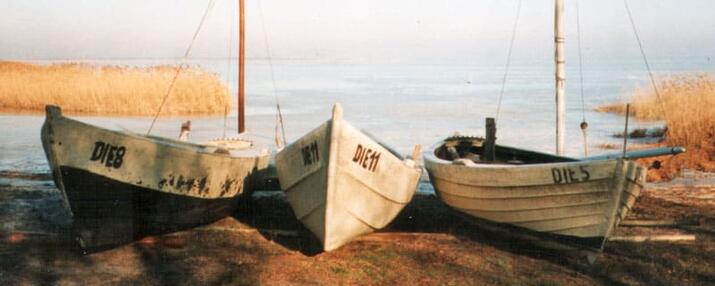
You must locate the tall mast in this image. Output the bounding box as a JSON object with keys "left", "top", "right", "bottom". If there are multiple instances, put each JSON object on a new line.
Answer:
{"left": 238, "top": 0, "right": 246, "bottom": 134}
{"left": 554, "top": 0, "right": 566, "bottom": 155}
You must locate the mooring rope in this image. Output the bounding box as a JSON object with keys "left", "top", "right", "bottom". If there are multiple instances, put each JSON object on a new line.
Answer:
{"left": 623, "top": 0, "right": 671, "bottom": 124}
{"left": 495, "top": 0, "right": 522, "bottom": 123}
{"left": 257, "top": 0, "right": 287, "bottom": 148}
{"left": 147, "top": 0, "right": 218, "bottom": 135}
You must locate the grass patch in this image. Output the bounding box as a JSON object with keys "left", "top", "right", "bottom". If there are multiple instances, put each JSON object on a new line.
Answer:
{"left": 596, "top": 73, "right": 715, "bottom": 179}
{"left": 330, "top": 266, "right": 348, "bottom": 275}
{"left": 0, "top": 61, "right": 230, "bottom": 116}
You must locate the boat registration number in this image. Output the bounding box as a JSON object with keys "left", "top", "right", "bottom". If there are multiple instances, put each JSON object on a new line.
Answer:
{"left": 352, "top": 144, "right": 380, "bottom": 172}
{"left": 551, "top": 166, "right": 590, "bottom": 184}
{"left": 301, "top": 141, "right": 320, "bottom": 166}
{"left": 90, "top": 141, "right": 126, "bottom": 169}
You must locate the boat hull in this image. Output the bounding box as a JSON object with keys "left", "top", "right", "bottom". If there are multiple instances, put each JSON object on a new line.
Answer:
{"left": 60, "top": 166, "right": 239, "bottom": 249}
{"left": 275, "top": 104, "right": 421, "bottom": 251}
{"left": 424, "top": 138, "right": 645, "bottom": 249}
{"left": 41, "top": 105, "right": 270, "bottom": 249}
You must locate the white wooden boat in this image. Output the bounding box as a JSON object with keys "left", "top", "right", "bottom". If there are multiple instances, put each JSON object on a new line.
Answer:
{"left": 275, "top": 104, "right": 421, "bottom": 251}
{"left": 41, "top": 106, "right": 270, "bottom": 249}
{"left": 422, "top": 0, "right": 686, "bottom": 250}
{"left": 40, "top": 0, "right": 272, "bottom": 250}
{"left": 424, "top": 136, "right": 645, "bottom": 248}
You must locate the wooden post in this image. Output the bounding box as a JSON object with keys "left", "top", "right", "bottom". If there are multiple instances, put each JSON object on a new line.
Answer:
{"left": 238, "top": 0, "right": 246, "bottom": 134}
{"left": 484, "top": 117, "right": 496, "bottom": 161}
{"left": 223, "top": 105, "right": 228, "bottom": 138}
{"left": 555, "top": 0, "right": 566, "bottom": 155}
{"left": 622, "top": 104, "right": 630, "bottom": 157}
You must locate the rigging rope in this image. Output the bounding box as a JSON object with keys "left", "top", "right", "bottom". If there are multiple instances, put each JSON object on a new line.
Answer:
{"left": 576, "top": 0, "right": 589, "bottom": 156}
{"left": 224, "top": 0, "right": 235, "bottom": 137}
{"left": 226, "top": 0, "right": 235, "bottom": 96}
{"left": 623, "top": 0, "right": 670, "bottom": 124}
{"left": 257, "top": 0, "right": 287, "bottom": 148}
{"left": 576, "top": 1, "right": 586, "bottom": 123}
{"left": 147, "top": 0, "right": 219, "bottom": 135}
{"left": 495, "top": 0, "right": 522, "bottom": 122}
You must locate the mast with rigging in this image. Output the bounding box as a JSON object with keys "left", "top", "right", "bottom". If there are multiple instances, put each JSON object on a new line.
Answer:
{"left": 238, "top": 0, "right": 246, "bottom": 134}
{"left": 555, "top": 0, "right": 565, "bottom": 155}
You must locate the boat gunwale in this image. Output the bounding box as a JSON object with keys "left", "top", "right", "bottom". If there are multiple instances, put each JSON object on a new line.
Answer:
{"left": 48, "top": 106, "right": 267, "bottom": 160}
{"left": 424, "top": 139, "right": 622, "bottom": 170}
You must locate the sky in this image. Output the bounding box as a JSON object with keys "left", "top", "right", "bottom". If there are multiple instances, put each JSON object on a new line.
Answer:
{"left": 1, "top": 0, "right": 713, "bottom": 63}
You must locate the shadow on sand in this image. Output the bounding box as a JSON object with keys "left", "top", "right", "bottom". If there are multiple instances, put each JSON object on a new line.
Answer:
{"left": 234, "top": 190, "right": 715, "bottom": 285}
{"left": 232, "top": 191, "right": 325, "bottom": 256}
{"left": 235, "top": 190, "right": 599, "bottom": 262}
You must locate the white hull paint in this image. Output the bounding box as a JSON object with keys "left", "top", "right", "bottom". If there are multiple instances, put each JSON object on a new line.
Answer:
{"left": 41, "top": 105, "right": 270, "bottom": 247}
{"left": 275, "top": 104, "right": 421, "bottom": 251}
{"left": 424, "top": 137, "right": 645, "bottom": 248}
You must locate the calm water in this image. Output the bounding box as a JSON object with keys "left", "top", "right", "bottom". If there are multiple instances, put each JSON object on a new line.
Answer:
{"left": 2, "top": 58, "right": 713, "bottom": 175}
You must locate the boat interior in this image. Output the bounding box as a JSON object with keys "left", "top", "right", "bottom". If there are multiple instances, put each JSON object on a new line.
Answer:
{"left": 435, "top": 136, "right": 578, "bottom": 165}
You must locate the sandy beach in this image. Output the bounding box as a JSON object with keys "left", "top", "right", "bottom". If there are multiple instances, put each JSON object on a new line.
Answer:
{"left": 1, "top": 170, "right": 713, "bottom": 285}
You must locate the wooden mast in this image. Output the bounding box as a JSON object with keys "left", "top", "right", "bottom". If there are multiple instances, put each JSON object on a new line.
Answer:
{"left": 555, "top": 0, "right": 565, "bottom": 155}
{"left": 238, "top": 0, "right": 246, "bottom": 134}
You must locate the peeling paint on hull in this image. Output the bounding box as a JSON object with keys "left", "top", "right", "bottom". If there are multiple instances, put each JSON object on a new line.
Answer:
{"left": 61, "top": 166, "right": 238, "bottom": 249}
{"left": 40, "top": 105, "right": 270, "bottom": 250}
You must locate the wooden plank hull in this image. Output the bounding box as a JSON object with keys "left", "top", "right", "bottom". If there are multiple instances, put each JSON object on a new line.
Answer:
{"left": 40, "top": 105, "right": 270, "bottom": 249}
{"left": 424, "top": 137, "right": 645, "bottom": 249}
{"left": 60, "top": 166, "right": 239, "bottom": 249}
{"left": 275, "top": 104, "right": 421, "bottom": 251}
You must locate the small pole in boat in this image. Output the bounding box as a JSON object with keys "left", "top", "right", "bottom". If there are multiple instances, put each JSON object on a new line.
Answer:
{"left": 622, "top": 104, "right": 630, "bottom": 157}
{"left": 238, "top": 0, "right": 246, "bottom": 134}
{"left": 411, "top": 144, "right": 422, "bottom": 161}
{"left": 484, "top": 117, "right": 497, "bottom": 161}
{"left": 179, "top": 121, "right": 191, "bottom": 141}
{"left": 404, "top": 144, "right": 422, "bottom": 168}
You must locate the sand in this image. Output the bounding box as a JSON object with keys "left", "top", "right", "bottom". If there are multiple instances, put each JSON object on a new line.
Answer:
{"left": 1, "top": 170, "right": 714, "bottom": 285}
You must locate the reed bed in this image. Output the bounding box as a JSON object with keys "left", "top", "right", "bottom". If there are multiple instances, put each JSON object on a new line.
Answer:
{"left": 597, "top": 74, "right": 715, "bottom": 147}
{"left": 0, "top": 61, "right": 230, "bottom": 116}
{"left": 597, "top": 74, "right": 715, "bottom": 178}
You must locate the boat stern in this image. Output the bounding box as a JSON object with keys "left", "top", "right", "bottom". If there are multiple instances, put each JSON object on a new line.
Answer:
{"left": 41, "top": 105, "right": 74, "bottom": 215}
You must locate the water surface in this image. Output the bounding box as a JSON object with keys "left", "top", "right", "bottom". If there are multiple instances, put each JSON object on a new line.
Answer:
{"left": 2, "top": 58, "right": 710, "bottom": 175}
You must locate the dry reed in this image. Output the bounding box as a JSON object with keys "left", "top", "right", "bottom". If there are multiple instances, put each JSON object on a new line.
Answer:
{"left": 0, "top": 61, "right": 230, "bottom": 116}
{"left": 597, "top": 74, "right": 715, "bottom": 179}
{"left": 596, "top": 74, "right": 715, "bottom": 148}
